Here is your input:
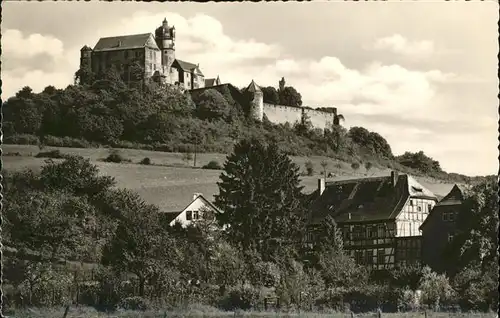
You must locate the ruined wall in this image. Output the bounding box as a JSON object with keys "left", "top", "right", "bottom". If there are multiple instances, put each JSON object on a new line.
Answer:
{"left": 263, "top": 103, "right": 335, "bottom": 130}
{"left": 263, "top": 103, "right": 303, "bottom": 126}
{"left": 303, "top": 108, "right": 335, "bottom": 130}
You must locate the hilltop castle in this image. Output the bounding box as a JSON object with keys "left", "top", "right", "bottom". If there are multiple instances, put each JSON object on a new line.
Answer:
{"left": 80, "top": 18, "right": 220, "bottom": 90}
{"left": 80, "top": 18, "right": 339, "bottom": 130}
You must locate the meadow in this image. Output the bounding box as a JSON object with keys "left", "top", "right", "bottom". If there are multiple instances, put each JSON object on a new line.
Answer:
{"left": 1, "top": 144, "right": 455, "bottom": 212}
{"left": 2, "top": 144, "right": 455, "bottom": 210}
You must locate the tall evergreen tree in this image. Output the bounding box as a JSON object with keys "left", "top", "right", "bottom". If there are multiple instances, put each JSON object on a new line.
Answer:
{"left": 214, "top": 138, "right": 306, "bottom": 258}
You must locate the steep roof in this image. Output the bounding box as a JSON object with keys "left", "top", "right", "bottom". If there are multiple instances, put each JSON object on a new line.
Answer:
{"left": 246, "top": 80, "right": 262, "bottom": 93}
{"left": 93, "top": 33, "right": 159, "bottom": 52}
{"left": 159, "top": 194, "right": 221, "bottom": 222}
{"left": 205, "top": 78, "right": 217, "bottom": 87}
{"left": 419, "top": 184, "right": 467, "bottom": 230}
{"left": 308, "top": 173, "right": 437, "bottom": 224}
{"left": 173, "top": 59, "right": 204, "bottom": 76}
{"left": 435, "top": 184, "right": 467, "bottom": 207}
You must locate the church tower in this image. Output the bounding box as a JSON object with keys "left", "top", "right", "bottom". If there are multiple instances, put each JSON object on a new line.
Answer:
{"left": 155, "top": 18, "right": 176, "bottom": 77}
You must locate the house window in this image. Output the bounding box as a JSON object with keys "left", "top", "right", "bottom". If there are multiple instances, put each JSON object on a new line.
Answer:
{"left": 377, "top": 249, "right": 385, "bottom": 264}
{"left": 354, "top": 250, "right": 363, "bottom": 264}
{"left": 377, "top": 224, "right": 385, "bottom": 238}
{"left": 343, "top": 226, "right": 350, "bottom": 240}
{"left": 124, "top": 51, "right": 129, "bottom": 58}
{"left": 417, "top": 206, "right": 422, "bottom": 212}
{"left": 428, "top": 204, "right": 432, "bottom": 212}
{"left": 186, "top": 211, "right": 193, "bottom": 221}
{"left": 443, "top": 211, "right": 456, "bottom": 222}
{"left": 447, "top": 233, "right": 454, "bottom": 243}
{"left": 409, "top": 200, "right": 414, "bottom": 206}
{"left": 193, "top": 211, "right": 200, "bottom": 220}
{"left": 370, "top": 225, "right": 378, "bottom": 238}
{"left": 365, "top": 250, "right": 373, "bottom": 265}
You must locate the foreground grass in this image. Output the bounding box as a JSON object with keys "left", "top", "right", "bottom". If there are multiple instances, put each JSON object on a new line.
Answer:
{"left": 6, "top": 305, "right": 497, "bottom": 318}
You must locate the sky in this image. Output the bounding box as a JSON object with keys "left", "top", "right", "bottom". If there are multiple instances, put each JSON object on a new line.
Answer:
{"left": 2, "top": 1, "right": 498, "bottom": 176}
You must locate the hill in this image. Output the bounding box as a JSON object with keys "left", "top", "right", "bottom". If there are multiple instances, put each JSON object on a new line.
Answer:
{"left": 2, "top": 144, "right": 456, "bottom": 212}
{"left": 1, "top": 69, "right": 488, "bottom": 187}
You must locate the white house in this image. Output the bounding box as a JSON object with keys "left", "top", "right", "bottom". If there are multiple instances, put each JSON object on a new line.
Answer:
{"left": 162, "top": 193, "right": 221, "bottom": 228}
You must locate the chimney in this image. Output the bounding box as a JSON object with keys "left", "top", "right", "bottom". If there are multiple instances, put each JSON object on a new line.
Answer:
{"left": 391, "top": 170, "right": 398, "bottom": 187}
{"left": 193, "top": 193, "right": 202, "bottom": 200}
{"left": 318, "top": 178, "right": 326, "bottom": 195}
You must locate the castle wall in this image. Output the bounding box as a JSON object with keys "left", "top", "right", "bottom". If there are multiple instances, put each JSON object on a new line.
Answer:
{"left": 263, "top": 103, "right": 303, "bottom": 126}
{"left": 263, "top": 103, "right": 335, "bottom": 130}
{"left": 303, "top": 108, "right": 335, "bottom": 130}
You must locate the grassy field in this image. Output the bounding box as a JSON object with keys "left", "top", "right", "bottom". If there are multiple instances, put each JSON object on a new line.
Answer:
{"left": 5, "top": 305, "right": 497, "bottom": 318}
{"left": 2, "top": 144, "right": 456, "bottom": 212}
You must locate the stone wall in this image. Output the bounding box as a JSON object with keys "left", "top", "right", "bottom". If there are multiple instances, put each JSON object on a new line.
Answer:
{"left": 263, "top": 103, "right": 335, "bottom": 130}
{"left": 263, "top": 103, "right": 303, "bottom": 126}
{"left": 303, "top": 108, "right": 335, "bottom": 130}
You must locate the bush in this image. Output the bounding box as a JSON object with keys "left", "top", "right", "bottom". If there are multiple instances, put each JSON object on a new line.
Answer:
{"left": 139, "top": 157, "right": 152, "bottom": 165}
{"left": 305, "top": 161, "right": 314, "bottom": 176}
{"left": 202, "top": 160, "right": 222, "bottom": 170}
{"left": 35, "top": 149, "right": 67, "bottom": 159}
{"left": 117, "top": 296, "right": 150, "bottom": 311}
{"left": 3, "top": 134, "right": 40, "bottom": 145}
{"left": 219, "top": 285, "right": 265, "bottom": 311}
{"left": 4, "top": 152, "right": 22, "bottom": 157}
{"left": 43, "top": 135, "right": 92, "bottom": 148}
{"left": 351, "top": 162, "right": 360, "bottom": 170}
{"left": 103, "top": 150, "right": 129, "bottom": 163}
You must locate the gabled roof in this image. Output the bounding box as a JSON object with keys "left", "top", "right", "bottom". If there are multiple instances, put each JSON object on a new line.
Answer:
{"left": 246, "top": 80, "right": 262, "bottom": 93}
{"left": 308, "top": 173, "right": 437, "bottom": 224}
{"left": 205, "top": 78, "right": 218, "bottom": 87}
{"left": 173, "top": 59, "right": 204, "bottom": 76}
{"left": 435, "top": 184, "right": 467, "bottom": 207}
{"left": 93, "top": 33, "right": 159, "bottom": 52}
{"left": 419, "top": 184, "right": 467, "bottom": 230}
{"left": 159, "top": 194, "right": 221, "bottom": 224}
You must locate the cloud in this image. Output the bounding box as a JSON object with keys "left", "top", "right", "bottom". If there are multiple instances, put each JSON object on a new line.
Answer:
{"left": 372, "top": 34, "right": 435, "bottom": 58}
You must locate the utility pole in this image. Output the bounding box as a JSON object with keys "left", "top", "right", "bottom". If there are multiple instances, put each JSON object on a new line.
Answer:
{"left": 193, "top": 134, "right": 198, "bottom": 168}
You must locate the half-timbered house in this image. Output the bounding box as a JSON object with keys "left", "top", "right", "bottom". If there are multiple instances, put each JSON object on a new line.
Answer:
{"left": 307, "top": 171, "right": 438, "bottom": 270}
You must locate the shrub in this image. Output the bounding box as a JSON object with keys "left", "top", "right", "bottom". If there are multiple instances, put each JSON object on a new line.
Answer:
{"left": 3, "top": 134, "right": 40, "bottom": 145}
{"left": 104, "top": 149, "right": 129, "bottom": 163}
{"left": 139, "top": 157, "right": 152, "bottom": 165}
{"left": 351, "top": 162, "right": 360, "bottom": 170}
{"left": 202, "top": 160, "right": 222, "bottom": 170}
{"left": 305, "top": 161, "right": 314, "bottom": 176}
{"left": 35, "top": 150, "right": 67, "bottom": 159}
{"left": 219, "top": 285, "right": 265, "bottom": 311}
{"left": 43, "top": 135, "right": 92, "bottom": 148}
{"left": 4, "top": 152, "right": 22, "bottom": 157}
{"left": 117, "top": 296, "right": 150, "bottom": 311}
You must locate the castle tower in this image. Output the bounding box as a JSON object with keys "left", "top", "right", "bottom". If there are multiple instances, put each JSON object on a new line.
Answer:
{"left": 155, "top": 18, "right": 176, "bottom": 76}
{"left": 80, "top": 45, "right": 93, "bottom": 70}
{"left": 246, "top": 80, "right": 264, "bottom": 122}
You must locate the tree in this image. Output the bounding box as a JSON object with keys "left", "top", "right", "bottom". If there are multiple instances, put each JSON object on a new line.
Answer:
{"left": 320, "top": 160, "right": 328, "bottom": 176}
{"left": 193, "top": 89, "right": 232, "bottom": 121}
{"left": 396, "top": 151, "right": 443, "bottom": 174}
{"left": 261, "top": 86, "right": 280, "bottom": 104}
{"left": 445, "top": 177, "right": 499, "bottom": 274}
{"left": 279, "top": 86, "right": 302, "bottom": 107}
{"left": 214, "top": 138, "right": 306, "bottom": 258}
{"left": 364, "top": 162, "right": 373, "bottom": 174}
{"left": 101, "top": 190, "right": 181, "bottom": 296}
{"left": 351, "top": 162, "right": 360, "bottom": 171}
{"left": 418, "top": 266, "right": 455, "bottom": 310}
